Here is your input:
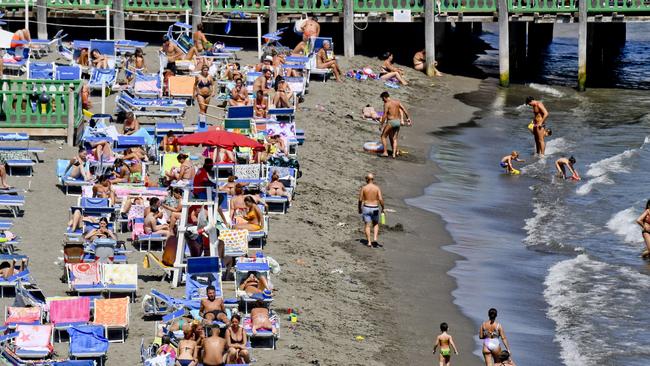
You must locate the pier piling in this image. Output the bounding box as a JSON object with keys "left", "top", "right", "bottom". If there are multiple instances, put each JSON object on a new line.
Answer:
{"left": 37, "top": 0, "right": 47, "bottom": 39}
{"left": 269, "top": 0, "right": 278, "bottom": 33}
{"left": 498, "top": 0, "right": 509, "bottom": 87}
{"left": 425, "top": 0, "right": 436, "bottom": 76}
{"left": 113, "top": 0, "right": 125, "bottom": 40}
{"left": 578, "top": 0, "right": 587, "bottom": 91}
{"left": 343, "top": 0, "right": 355, "bottom": 57}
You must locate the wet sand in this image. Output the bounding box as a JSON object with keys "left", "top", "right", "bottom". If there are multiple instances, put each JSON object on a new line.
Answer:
{"left": 0, "top": 47, "right": 482, "bottom": 365}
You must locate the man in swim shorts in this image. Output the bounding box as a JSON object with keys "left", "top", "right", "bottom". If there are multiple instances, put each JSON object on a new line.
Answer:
{"left": 526, "top": 96, "right": 549, "bottom": 155}
{"left": 380, "top": 91, "right": 411, "bottom": 158}
{"left": 200, "top": 286, "right": 229, "bottom": 326}
{"left": 358, "top": 173, "right": 385, "bottom": 247}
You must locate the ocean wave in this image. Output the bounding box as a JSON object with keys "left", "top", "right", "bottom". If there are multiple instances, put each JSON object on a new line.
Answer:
{"left": 523, "top": 200, "right": 578, "bottom": 253}
{"left": 585, "top": 149, "right": 638, "bottom": 178}
{"left": 606, "top": 207, "right": 642, "bottom": 244}
{"left": 576, "top": 175, "right": 615, "bottom": 196}
{"left": 544, "top": 255, "right": 650, "bottom": 366}
{"left": 528, "top": 83, "right": 566, "bottom": 98}
{"left": 544, "top": 137, "right": 570, "bottom": 156}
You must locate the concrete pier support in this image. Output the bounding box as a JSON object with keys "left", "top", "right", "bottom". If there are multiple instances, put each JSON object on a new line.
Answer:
{"left": 269, "top": 0, "right": 278, "bottom": 33}
{"left": 497, "top": 0, "right": 509, "bottom": 86}
{"left": 343, "top": 0, "right": 355, "bottom": 57}
{"left": 192, "top": 0, "right": 202, "bottom": 32}
{"left": 510, "top": 22, "right": 527, "bottom": 72}
{"left": 37, "top": 0, "right": 47, "bottom": 39}
{"left": 113, "top": 0, "right": 125, "bottom": 40}
{"left": 424, "top": 0, "right": 437, "bottom": 76}
{"left": 578, "top": 0, "right": 587, "bottom": 91}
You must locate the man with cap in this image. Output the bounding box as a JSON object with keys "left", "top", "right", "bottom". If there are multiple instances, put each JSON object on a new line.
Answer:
{"left": 255, "top": 54, "right": 274, "bottom": 73}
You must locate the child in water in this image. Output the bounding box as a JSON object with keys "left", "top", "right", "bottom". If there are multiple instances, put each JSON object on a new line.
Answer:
{"left": 555, "top": 156, "right": 581, "bottom": 181}
{"left": 500, "top": 151, "right": 525, "bottom": 174}
{"left": 433, "top": 322, "right": 459, "bottom": 366}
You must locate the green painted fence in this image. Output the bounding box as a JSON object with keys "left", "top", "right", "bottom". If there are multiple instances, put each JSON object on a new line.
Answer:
{"left": 0, "top": 80, "right": 82, "bottom": 129}
{"left": 203, "top": 0, "right": 268, "bottom": 13}
{"left": 587, "top": 0, "right": 650, "bottom": 13}
{"left": 278, "top": 0, "right": 342, "bottom": 13}
{"left": 509, "top": 0, "right": 577, "bottom": 12}
{"left": 125, "top": 0, "right": 189, "bottom": 12}
{"left": 48, "top": 0, "right": 112, "bottom": 9}
{"left": 438, "top": 0, "right": 496, "bottom": 12}
{"left": 354, "top": 0, "right": 423, "bottom": 12}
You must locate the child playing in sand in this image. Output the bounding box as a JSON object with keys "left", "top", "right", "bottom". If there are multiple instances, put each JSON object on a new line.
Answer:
{"left": 433, "top": 322, "right": 458, "bottom": 366}
{"left": 500, "top": 151, "right": 524, "bottom": 174}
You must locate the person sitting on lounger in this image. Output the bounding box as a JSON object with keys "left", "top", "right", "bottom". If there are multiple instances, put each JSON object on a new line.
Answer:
{"left": 225, "top": 62, "right": 242, "bottom": 81}
{"left": 65, "top": 147, "right": 93, "bottom": 181}
{"left": 317, "top": 40, "right": 342, "bottom": 82}
{"left": 0, "top": 165, "right": 11, "bottom": 190}
{"left": 266, "top": 171, "right": 291, "bottom": 201}
{"left": 272, "top": 77, "right": 293, "bottom": 108}
{"left": 202, "top": 323, "right": 227, "bottom": 366}
{"left": 109, "top": 159, "right": 130, "bottom": 184}
{"left": 253, "top": 69, "right": 273, "bottom": 96}
{"left": 250, "top": 300, "right": 277, "bottom": 336}
{"left": 219, "top": 176, "right": 239, "bottom": 195}
{"left": 176, "top": 328, "right": 199, "bottom": 366}
{"left": 228, "top": 77, "right": 249, "bottom": 107}
{"left": 380, "top": 51, "right": 408, "bottom": 86}
{"left": 85, "top": 217, "right": 117, "bottom": 241}
{"left": 255, "top": 55, "right": 274, "bottom": 73}
{"left": 292, "top": 41, "right": 307, "bottom": 56}
{"left": 162, "top": 187, "right": 183, "bottom": 231}
{"left": 77, "top": 48, "right": 90, "bottom": 67}
{"left": 121, "top": 112, "right": 140, "bottom": 135}
{"left": 81, "top": 82, "right": 92, "bottom": 110}
{"left": 253, "top": 90, "right": 269, "bottom": 119}
{"left": 161, "top": 35, "right": 198, "bottom": 74}
{"left": 200, "top": 285, "right": 229, "bottom": 325}
{"left": 162, "top": 131, "right": 180, "bottom": 153}
{"left": 144, "top": 206, "right": 170, "bottom": 237}
{"left": 225, "top": 313, "right": 250, "bottom": 364}
{"left": 90, "top": 49, "right": 109, "bottom": 69}
{"left": 93, "top": 175, "right": 116, "bottom": 205}
{"left": 126, "top": 159, "right": 144, "bottom": 184}
{"left": 233, "top": 196, "right": 263, "bottom": 231}
{"left": 0, "top": 258, "right": 27, "bottom": 279}
{"left": 193, "top": 23, "right": 211, "bottom": 53}
{"left": 195, "top": 65, "right": 215, "bottom": 115}
{"left": 89, "top": 140, "right": 114, "bottom": 162}
{"left": 10, "top": 28, "right": 31, "bottom": 49}
{"left": 239, "top": 271, "right": 271, "bottom": 295}
{"left": 268, "top": 134, "right": 288, "bottom": 156}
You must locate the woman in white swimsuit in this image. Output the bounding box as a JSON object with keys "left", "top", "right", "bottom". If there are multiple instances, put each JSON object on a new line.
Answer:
{"left": 479, "top": 308, "right": 510, "bottom": 366}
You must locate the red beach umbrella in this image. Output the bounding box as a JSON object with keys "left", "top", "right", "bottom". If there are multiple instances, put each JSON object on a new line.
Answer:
{"left": 177, "top": 130, "right": 265, "bottom": 151}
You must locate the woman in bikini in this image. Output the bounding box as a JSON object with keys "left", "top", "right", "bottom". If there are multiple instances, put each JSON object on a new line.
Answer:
{"left": 253, "top": 90, "right": 268, "bottom": 119}
{"left": 479, "top": 308, "right": 510, "bottom": 366}
{"left": 239, "top": 271, "right": 270, "bottom": 295}
{"left": 84, "top": 217, "right": 116, "bottom": 241}
{"left": 233, "top": 196, "right": 263, "bottom": 231}
{"left": 272, "top": 77, "right": 293, "bottom": 108}
{"left": 228, "top": 77, "right": 249, "bottom": 106}
{"left": 125, "top": 48, "right": 146, "bottom": 83}
{"left": 90, "top": 49, "right": 109, "bottom": 69}
{"left": 65, "top": 147, "right": 92, "bottom": 181}
{"left": 225, "top": 314, "right": 250, "bottom": 364}
{"left": 635, "top": 199, "right": 650, "bottom": 258}
{"left": 162, "top": 131, "right": 180, "bottom": 153}
{"left": 193, "top": 23, "right": 210, "bottom": 53}
{"left": 162, "top": 188, "right": 184, "bottom": 231}
{"left": 194, "top": 66, "right": 214, "bottom": 115}
{"left": 266, "top": 171, "right": 291, "bottom": 201}
{"left": 109, "top": 159, "right": 130, "bottom": 184}
{"left": 380, "top": 52, "right": 408, "bottom": 86}
{"left": 122, "top": 112, "right": 140, "bottom": 135}
{"left": 176, "top": 329, "right": 198, "bottom": 366}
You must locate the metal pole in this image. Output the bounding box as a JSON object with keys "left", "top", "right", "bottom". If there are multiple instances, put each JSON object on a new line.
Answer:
{"left": 269, "top": 0, "right": 278, "bottom": 33}
{"left": 343, "top": 0, "right": 354, "bottom": 57}
{"left": 113, "top": 0, "right": 125, "bottom": 40}
{"left": 192, "top": 0, "right": 202, "bottom": 33}
{"left": 497, "top": 0, "right": 510, "bottom": 87}
{"left": 186, "top": 9, "right": 190, "bottom": 27}
{"left": 257, "top": 16, "right": 262, "bottom": 59}
{"left": 105, "top": 5, "right": 111, "bottom": 40}
{"left": 37, "top": 0, "right": 47, "bottom": 39}
{"left": 424, "top": 0, "right": 436, "bottom": 76}
{"left": 67, "top": 84, "right": 75, "bottom": 147}
{"left": 101, "top": 80, "right": 106, "bottom": 114}
{"left": 24, "top": 0, "right": 29, "bottom": 30}
{"left": 578, "top": 0, "right": 587, "bottom": 91}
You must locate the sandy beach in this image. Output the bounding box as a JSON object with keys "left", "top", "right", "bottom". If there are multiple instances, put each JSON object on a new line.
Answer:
{"left": 0, "top": 46, "right": 483, "bottom": 365}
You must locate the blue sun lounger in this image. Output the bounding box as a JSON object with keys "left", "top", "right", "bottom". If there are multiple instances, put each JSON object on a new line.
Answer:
{"left": 88, "top": 40, "right": 117, "bottom": 92}
{"left": 27, "top": 62, "right": 55, "bottom": 80}
{"left": 133, "top": 73, "right": 162, "bottom": 99}
{"left": 68, "top": 325, "right": 109, "bottom": 366}
{"left": 185, "top": 256, "right": 222, "bottom": 304}
{"left": 115, "top": 91, "right": 186, "bottom": 119}
{"left": 0, "top": 268, "right": 30, "bottom": 298}
{"left": 0, "top": 195, "right": 24, "bottom": 217}
{"left": 57, "top": 159, "right": 92, "bottom": 196}
{"left": 56, "top": 65, "right": 82, "bottom": 81}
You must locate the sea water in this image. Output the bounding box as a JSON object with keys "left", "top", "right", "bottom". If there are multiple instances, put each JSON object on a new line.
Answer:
{"left": 408, "top": 24, "right": 650, "bottom": 365}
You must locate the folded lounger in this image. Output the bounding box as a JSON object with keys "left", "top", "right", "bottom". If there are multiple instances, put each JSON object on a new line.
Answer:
{"left": 0, "top": 195, "right": 24, "bottom": 218}
{"left": 143, "top": 252, "right": 175, "bottom": 284}
{"left": 115, "top": 91, "right": 186, "bottom": 119}
{"left": 93, "top": 297, "right": 129, "bottom": 343}
{"left": 49, "top": 297, "right": 91, "bottom": 343}
{"left": 68, "top": 324, "right": 109, "bottom": 366}
{"left": 142, "top": 288, "right": 187, "bottom": 317}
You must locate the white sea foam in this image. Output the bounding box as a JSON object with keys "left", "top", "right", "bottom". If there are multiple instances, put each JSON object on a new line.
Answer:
{"left": 544, "top": 137, "right": 570, "bottom": 155}
{"left": 544, "top": 255, "right": 650, "bottom": 366}
{"left": 606, "top": 207, "right": 642, "bottom": 244}
{"left": 576, "top": 175, "right": 614, "bottom": 196}
{"left": 528, "top": 83, "right": 566, "bottom": 98}
{"left": 585, "top": 149, "right": 638, "bottom": 178}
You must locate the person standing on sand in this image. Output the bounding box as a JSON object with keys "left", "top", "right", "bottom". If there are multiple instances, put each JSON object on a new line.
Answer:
{"left": 358, "top": 173, "right": 385, "bottom": 247}
{"left": 380, "top": 91, "right": 411, "bottom": 159}
{"left": 526, "top": 96, "right": 549, "bottom": 156}
{"left": 433, "top": 322, "right": 459, "bottom": 366}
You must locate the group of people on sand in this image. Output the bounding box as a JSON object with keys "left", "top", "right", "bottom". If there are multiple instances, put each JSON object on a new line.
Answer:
{"left": 500, "top": 96, "right": 581, "bottom": 181}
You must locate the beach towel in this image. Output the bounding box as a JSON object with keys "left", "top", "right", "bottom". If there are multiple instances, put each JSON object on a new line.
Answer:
{"left": 5, "top": 307, "right": 40, "bottom": 325}
{"left": 168, "top": 76, "right": 194, "bottom": 96}
{"left": 15, "top": 324, "right": 53, "bottom": 352}
{"left": 263, "top": 121, "right": 296, "bottom": 139}
{"left": 102, "top": 263, "right": 137, "bottom": 285}
{"left": 94, "top": 297, "right": 128, "bottom": 327}
{"left": 144, "top": 354, "right": 173, "bottom": 366}
{"left": 233, "top": 164, "right": 261, "bottom": 179}
{"left": 219, "top": 229, "right": 248, "bottom": 257}
{"left": 49, "top": 297, "right": 90, "bottom": 324}
{"left": 135, "top": 79, "right": 158, "bottom": 93}
{"left": 68, "top": 262, "right": 100, "bottom": 285}
{"left": 68, "top": 325, "right": 109, "bottom": 354}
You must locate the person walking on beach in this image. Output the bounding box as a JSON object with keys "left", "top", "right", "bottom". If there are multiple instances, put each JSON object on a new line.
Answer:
{"left": 380, "top": 92, "right": 411, "bottom": 159}
{"left": 358, "top": 173, "right": 385, "bottom": 247}
{"left": 526, "top": 96, "right": 549, "bottom": 156}
{"left": 479, "top": 308, "right": 511, "bottom": 366}
{"left": 433, "top": 322, "right": 459, "bottom": 366}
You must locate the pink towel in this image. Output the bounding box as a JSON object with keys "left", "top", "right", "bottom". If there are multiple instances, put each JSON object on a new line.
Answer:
{"left": 49, "top": 297, "right": 90, "bottom": 324}
{"left": 135, "top": 80, "right": 158, "bottom": 92}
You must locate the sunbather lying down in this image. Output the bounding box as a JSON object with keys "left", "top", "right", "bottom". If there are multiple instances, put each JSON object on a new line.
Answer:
{"left": 239, "top": 271, "right": 271, "bottom": 296}
{"left": 266, "top": 171, "right": 291, "bottom": 201}
{"left": 0, "top": 258, "right": 27, "bottom": 279}
{"left": 251, "top": 300, "right": 276, "bottom": 336}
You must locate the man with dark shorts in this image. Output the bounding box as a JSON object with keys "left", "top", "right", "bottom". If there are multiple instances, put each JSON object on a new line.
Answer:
{"left": 200, "top": 286, "right": 229, "bottom": 326}
{"left": 201, "top": 327, "right": 227, "bottom": 366}
{"left": 358, "top": 173, "right": 385, "bottom": 247}
{"left": 526, "top": 96, "right": 549, "bottom": 156}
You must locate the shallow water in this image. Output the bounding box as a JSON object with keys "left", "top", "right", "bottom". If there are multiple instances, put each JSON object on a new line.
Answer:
{"left": 408, "top": 24, "right": 650, "bottom": 366}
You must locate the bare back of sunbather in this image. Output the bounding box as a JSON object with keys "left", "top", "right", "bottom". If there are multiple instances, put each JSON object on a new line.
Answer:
{"left": 251, "top": 307, "right": 276, "bottom": 335}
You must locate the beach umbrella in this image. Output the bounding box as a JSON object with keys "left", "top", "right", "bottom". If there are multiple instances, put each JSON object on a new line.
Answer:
{"left": 177, "top": 130, "right": 264, "bottom": 151}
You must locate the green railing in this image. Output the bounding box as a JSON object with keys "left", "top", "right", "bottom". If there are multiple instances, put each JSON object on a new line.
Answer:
{"left": 48, "top": 0, "right": 112, "bottom": 9}
{"left": 509, "top": 0, "right": 577, "bottom": 12}
{"left": 0, "top": 80, "right": 82, "bottom": 129}
{"left": 438, "top": 0, "right": 496, "bottom": 12}
{"left": 587, "top": 0, "right": 650, "bottom": 12}
{"left": 354, "top": 0, "right": 423, "bottom": 12}
{"left": 203, "top": 0, "right": 268, "bottom": 13}
{"left": 278, "top": 0, "right": 342, "bottom": 12}
{"left": 0, "top": 0, "right": 35, "bottom": 7}
{"left": 126, "top": 0, "right": 189, "bottom": 12}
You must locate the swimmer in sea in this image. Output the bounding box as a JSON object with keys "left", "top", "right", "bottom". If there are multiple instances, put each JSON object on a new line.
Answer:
{"left": 433, "top": 322, "right": 459, "bottom": 366}
{"left": 500, "top": 151, "right": 525, "bottom": 174}
{"left": 526, "top": 96, "right": 549, "bottom": 156}
{"left": 555, "top": 156, "right": 581, "bottom": 181}
{"left": 635, "top": 200, "right": 650, "bottom": 258}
